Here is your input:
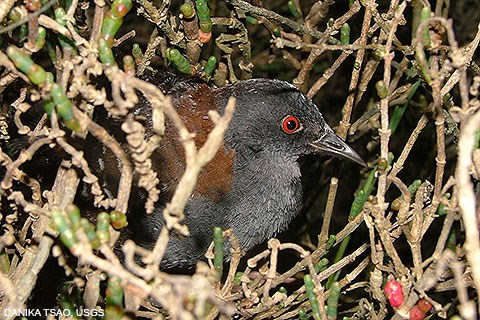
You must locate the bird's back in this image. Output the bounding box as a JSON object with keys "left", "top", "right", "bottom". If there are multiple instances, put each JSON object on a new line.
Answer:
{"left": 87, "top": 72, "right": 237, "bottom": 269}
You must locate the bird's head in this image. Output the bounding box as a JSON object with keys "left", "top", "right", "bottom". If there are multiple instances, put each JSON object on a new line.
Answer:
{"left": 219, "top": 79, "right": 365, "bottom": 166}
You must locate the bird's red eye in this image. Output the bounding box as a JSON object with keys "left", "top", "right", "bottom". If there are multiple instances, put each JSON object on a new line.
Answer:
{"left": 282, "top": 116, "right": 301, "bottom": 134}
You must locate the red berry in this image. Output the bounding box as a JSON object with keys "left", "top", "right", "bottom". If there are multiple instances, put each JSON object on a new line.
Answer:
{"left": 409, "top": 305, "right": 425, "bottom": 320}
{"left": 417, "top": 298, "right": 432, "bottom": 314}
{"left": 384, "top": 279, "right": 405, "bottom": 308}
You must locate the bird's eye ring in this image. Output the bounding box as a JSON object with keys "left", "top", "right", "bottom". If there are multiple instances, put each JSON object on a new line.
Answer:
{"left": 282, "top": 116, "right": 302, "bottom": 134}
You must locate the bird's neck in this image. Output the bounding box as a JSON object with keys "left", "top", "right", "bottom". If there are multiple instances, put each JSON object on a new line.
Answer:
{"left": 220, "top": 152, "right": 303, "bottom": 251}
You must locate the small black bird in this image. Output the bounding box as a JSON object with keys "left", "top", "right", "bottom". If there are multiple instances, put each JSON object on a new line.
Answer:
{"left": 4, "top": 73, "right": 364, "bottom": 269}
{"left": 90, "top": 74, "right": 365, "bottom": 269}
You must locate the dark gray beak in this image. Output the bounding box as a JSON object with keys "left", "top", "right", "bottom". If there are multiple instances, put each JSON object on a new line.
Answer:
{"left": 309, "top": 131, "right": 366, "bottom": 166}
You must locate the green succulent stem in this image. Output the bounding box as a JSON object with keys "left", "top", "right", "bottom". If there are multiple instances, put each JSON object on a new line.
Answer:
{"left": 96, "top": 212, "right": 111, "bottom": 244}
{"left": 6, "top": 46, "right": 47, "bottom": 86}
{"left": 203, "top": 56, "right": 217, "bottom": 77}
{"left": 287, "top": 1, "right": 302, "bottom": 20}
{"left": 106, "top": 276, "right": 125, "bottom": 320}
{"left": 195, "top": 0, "right": 212, "bottom": 32}
{"left": 304, "top": 274, "right": 321, "bottom": 320}
{"left": 420, "top": 6, "right": 431, "bottom": 48}
{"left": 166, "top": 48, "right": 192, "bottom": 74}
{"left": 51, "top": 210, "right": 77, "bottom": 249}
{"left": 340, "top": 23, "right": 350, "bottom": 44}
{"left": 110, "top": 210, "right": 128, "bottom": 229}
{"left": 326, "top": 282, "right": 340, "bottom": 320}
{"left": 213, "top": 226, "right": 224, "bottom": 280}
{"left": 98, "top": 0, "right": 133, "bottom": 66}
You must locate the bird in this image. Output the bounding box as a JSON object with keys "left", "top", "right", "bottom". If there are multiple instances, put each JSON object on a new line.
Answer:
{"left": 85, "top": 72, "right": 365, "bottom": 270}
{"left": 3, "top": 72, "right": 364, "bottom": 270}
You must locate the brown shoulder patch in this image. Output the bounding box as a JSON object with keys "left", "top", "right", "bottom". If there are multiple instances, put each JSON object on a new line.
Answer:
{"left": 156, "top": 83, "right": 234, "bottom": 203}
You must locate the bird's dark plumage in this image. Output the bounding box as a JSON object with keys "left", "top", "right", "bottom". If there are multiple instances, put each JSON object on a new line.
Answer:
{"left": 86, "top": 74, "right": 364, "bottom": 269}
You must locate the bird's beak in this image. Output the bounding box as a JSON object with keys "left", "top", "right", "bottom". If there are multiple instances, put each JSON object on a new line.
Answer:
{"left": 309, "top": 131, "right": 366, "bottom": 166}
